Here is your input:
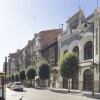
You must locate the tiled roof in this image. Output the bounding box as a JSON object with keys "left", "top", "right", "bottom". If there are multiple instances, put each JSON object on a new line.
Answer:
{"left": 39, "top": 29, "right": 62, "bottom": 34}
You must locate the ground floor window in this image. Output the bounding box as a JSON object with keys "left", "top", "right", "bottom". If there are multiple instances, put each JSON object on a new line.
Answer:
{"left": 63, "top": 78, "right": 68, "bottom": 89}
{"left": 72, "top": 76, "right": 79, "bottom": 90}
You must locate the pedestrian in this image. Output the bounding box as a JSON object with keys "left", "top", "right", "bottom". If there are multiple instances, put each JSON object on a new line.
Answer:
{"left": 52, "top": 82, "right": 54, "bottom": 88}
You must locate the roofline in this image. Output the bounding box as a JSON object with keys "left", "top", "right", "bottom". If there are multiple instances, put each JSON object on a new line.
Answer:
{"left": 41, "top": 40, "right": 57, "bottom": 51}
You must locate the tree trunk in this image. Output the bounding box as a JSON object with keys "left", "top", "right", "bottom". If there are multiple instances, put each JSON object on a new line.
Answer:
{"left": 43, "top": 80, "right": 45, "bottom": 89}
{"left": 34, "top": 79, "right": 35, "bottom": 88}
{"left": 68, "top": 79, "right": 70, "bottom": 93}
{"left": 31, "top": 80, "right": 32, "bottom": 86}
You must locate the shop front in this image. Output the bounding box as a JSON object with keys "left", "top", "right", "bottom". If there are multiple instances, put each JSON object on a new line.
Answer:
{"left": 0, "top": 72, "right": 5, "bottom": 100}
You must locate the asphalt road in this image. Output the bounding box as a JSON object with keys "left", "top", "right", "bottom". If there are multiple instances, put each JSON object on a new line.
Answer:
{"left": 6, "top": 87, "right": 98, "bottom": 100}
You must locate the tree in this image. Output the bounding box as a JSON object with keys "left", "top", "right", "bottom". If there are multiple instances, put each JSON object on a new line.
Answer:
{"left": 26, "top": 67, "right": 36, "bottom": 86}
{"left": 39, "top": 63, "right": 50, "bottom": 88}
{"left": 8, "top": 75, "right": 12, "bottom": 82}
{"left": 6, "top": 76, "right": 9, "bottom": 84}
{"left": 14, "top": 73, "right": 19, "bottom": 82}
{"left": 11, "top": 74, "right": 15, "bottom": 82}
{"left": 58, "top": 52, "right": 79, "bottom": 93}
{"left": 19, "top": 70, "right": 26, "bottom": 83}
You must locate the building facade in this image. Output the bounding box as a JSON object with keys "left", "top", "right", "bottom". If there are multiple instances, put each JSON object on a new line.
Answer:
{"left": 6, "top": 29, "right": 62, "bottom": 86}
{"left": 58, "top": 8, "right": 100, "bottom": 92}
{"left": 34, "top": 29, "right": 62, "bottom": 86}
{"left": 41, "top": 40, "right": 59, "bottom": 87}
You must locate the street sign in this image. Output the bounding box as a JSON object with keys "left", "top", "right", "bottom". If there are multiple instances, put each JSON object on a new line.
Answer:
{"left": 0, "top": 72, "right": 5, "bottom": 100}
{"left": 0, "top": 73, "right": 5, "bottom": 78}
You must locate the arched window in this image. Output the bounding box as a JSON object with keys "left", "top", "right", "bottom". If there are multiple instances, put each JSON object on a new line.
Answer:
{"left": 72, "top": 46, "right": 79, "bottom": 55}
{"left": 84, "top": 41, "right": 92, "bottom": 60}
{"left": 63, "top": 50, "right": 68, "bottom": 54}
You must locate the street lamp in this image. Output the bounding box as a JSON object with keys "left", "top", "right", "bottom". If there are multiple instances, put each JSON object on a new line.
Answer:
{"left": 5, "top": 57, "right": 7, "bottom": 84}
{"left": 84, "top": 22, "right": 94, "bottom": 96}
{"left": 35, "top": 54, "right": 38, "bottom": 87}
{"left": 4, "top": 56, "right": 7, "bottom": 100}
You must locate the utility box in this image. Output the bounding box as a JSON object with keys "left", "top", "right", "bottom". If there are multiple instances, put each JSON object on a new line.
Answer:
{"left": 0, "top": 72, "right": 5, "bottom": 100}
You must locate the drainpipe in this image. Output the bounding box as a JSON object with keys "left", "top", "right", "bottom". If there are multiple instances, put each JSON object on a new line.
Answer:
{"left": 99, "top": 19, "right": 100, "bottom": 92}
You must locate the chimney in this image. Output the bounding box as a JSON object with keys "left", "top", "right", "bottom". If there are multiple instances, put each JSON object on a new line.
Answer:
{"left": 28, "top": 40, "right": 31, "bottom": 44}
{"left": 16, "top": 49, "right": 20, "bottom": 53}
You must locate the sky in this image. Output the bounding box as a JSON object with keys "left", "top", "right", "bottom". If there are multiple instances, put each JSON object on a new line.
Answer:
{"left": 0, "top": 0, "right": 99, "bottom": 71}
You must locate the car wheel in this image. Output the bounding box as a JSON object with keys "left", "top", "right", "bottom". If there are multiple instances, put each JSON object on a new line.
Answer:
{"left": 21, "top": 89, "right": 23, "bottom": 91}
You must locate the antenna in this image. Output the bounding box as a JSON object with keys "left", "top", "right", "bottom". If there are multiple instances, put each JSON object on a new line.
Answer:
{"left": 61, "top": 24, "right": 63, "bottom": 31}
{"left": 97, "top": 0, "right": 98, "bottom": 8}
{"left": 19, "top": 41, "right": 20, "bottom": 49}
{"left": 59, "top": 24, "right": 60, "bottom": 29}
{"left": 34, "top": 16, "right": 36, "bottom": 33}
{"left": 78, "top": 0, "right": 81, "bottom": 10}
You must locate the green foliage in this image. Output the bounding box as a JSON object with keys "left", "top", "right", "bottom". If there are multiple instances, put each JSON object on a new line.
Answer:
{"left": 6, "top": 76, "right": 9, "bottom": 83}
{"left": 39, "top": 63, "right": 50, "bottom": 80}
{"left": 19, "top": 70, "right": 26, "bottom": 81}
{"left": 26, "top": 67, "right": 36, "bottom": 80}
{"left": 58, "top": 52, "right": 79, "bottom": 79}
{"left": 14, "top": 73, "right": 19, "bottom": 82}
{"left": 8, "top": 75, "right": 12, "bottom": 82}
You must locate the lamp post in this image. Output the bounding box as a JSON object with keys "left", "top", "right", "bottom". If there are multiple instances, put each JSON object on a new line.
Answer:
{"left": 5, "top": 57, "right": 7, "bottom": 84}
{"left": 84, "top": 22, "right": 94, "bottom": 96}
{"left": 4, "top": 56, "right": 7, "bottom": 100}
{"left": 35, "top": 54, "right": 38, "bottom": 87}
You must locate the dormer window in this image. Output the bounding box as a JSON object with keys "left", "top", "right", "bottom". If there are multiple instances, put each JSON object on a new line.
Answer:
{"left": 70, "top": 18, "right": 79, "bottom": 30}
{"left": 66, "top": 10, "right": 85, "bottom": 34}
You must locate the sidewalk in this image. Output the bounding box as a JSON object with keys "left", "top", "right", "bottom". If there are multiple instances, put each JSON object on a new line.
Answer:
{"left": 49, "top": 88, "right": 100, "bottom": 99}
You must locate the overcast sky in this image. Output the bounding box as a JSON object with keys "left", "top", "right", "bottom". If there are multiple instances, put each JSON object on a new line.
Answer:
{"left": 0, "top": 0, "right": 99, "bottom": 71}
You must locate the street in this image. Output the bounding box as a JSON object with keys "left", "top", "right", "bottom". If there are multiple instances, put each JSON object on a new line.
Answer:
{"left": 6, "top": 87, "right": 99, "bottom": 100}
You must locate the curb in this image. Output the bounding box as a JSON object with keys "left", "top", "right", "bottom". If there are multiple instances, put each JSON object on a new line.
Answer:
{"left": 49, "top": 88, "right": 100, "bottom": 99}
{"left": 49, "top": 88, "right": 80, "bottom": 94}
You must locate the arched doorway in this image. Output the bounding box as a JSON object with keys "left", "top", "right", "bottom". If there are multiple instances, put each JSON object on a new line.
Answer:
{"left": 83, "top": 69, "right": 93, "bottom": 90}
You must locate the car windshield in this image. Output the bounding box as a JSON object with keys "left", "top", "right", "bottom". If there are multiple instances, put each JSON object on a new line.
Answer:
{"left": 15, "top": 83, "right": 22, "bottom": 85}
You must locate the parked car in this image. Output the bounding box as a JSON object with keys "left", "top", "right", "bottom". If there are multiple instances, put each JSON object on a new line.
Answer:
{"left": 7, "top": 83, "right": 13, "bottom": 88}
{"left": 11, "top": 82, "right": 23, "bottom": 91}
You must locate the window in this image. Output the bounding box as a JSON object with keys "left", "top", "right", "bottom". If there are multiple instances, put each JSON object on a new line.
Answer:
{"left": 35, "top": 39, "right": 40, "bottom": 47}
{"left": 63, "top": 50, "right": 68, "bottom": 54}
{"left": 73, "top": 46, "right": 79, "bottom": 55}
{"left": 84, "top": 41, "right": 92, "bottom": 60}
{"left": 49, "top": 47, "right": 55, "bottom": 68}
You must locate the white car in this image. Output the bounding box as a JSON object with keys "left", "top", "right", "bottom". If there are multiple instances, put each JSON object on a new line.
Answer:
{"left": 7, "top": 83, "right": 13, "bottom": 88}
{"left": 11, "top": 82, "right": 23, "bottom": 91}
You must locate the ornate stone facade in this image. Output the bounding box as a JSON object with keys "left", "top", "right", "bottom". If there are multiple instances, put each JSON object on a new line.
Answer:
{"left": 58, "top": 8, "right": 100, "bottom": 92}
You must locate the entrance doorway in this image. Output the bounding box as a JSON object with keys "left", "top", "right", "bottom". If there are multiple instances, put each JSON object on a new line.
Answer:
{"left": 83, "top": 69, "right": 93, "bottom": 90}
